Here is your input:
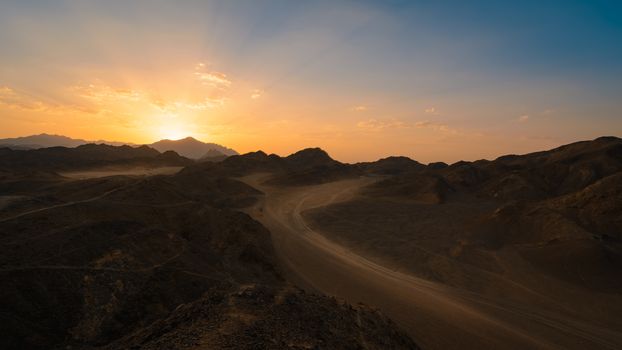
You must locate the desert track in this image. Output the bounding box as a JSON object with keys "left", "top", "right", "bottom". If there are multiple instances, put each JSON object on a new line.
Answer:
{"left": 241, "top": 174, "right": 622, "bottom": 350}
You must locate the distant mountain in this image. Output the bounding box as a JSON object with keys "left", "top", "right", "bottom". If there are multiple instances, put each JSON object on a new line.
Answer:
{"left": 0, "top": 134, "right": 238, "bottom": 160}
{"left": 0, "top": 133, "right": 133, "bottom": 149}
{"left": 150, "top": 137, "right": 238, "bottom": 159}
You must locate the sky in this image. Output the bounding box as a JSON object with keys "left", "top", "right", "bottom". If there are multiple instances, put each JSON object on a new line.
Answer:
{"left": 0, "top": 0, "right": 621, "bottom": 163}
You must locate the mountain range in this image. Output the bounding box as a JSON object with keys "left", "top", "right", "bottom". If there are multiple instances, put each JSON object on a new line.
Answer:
{"left": 0, "top": 134, "right": 132, "bottom": 149}
{"left": 0, "top": 134, "right": 237, "bottom": 160}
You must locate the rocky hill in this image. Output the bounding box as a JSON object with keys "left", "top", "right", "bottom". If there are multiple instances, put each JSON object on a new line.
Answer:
{"left": 181, "top": 148, "right": 360, "bottom": 186}
{"left": 303, "top": 136, "right": 622, "bottom": 332}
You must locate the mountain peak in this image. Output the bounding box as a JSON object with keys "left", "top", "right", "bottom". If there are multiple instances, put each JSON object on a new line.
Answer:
{"left": 150, "top": 137, "right": 237, "bottom": 159}
{"left": 170, "top": 136, "right": 200, "bottom": 142}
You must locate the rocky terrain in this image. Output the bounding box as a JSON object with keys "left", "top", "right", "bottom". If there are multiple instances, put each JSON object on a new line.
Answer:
{"left": 0, "top": 144, "right": 417, "bottom": 350}
{"left": 182, "top": 147, "right": 359, "bottom": 186}
{"left": 302, "top": 136, "right": 622, "bottom": 347}
{"left": 2, "top": 136, "right": 621, "bottom": 350}
{"left": 106, "top": 284, "right": 416, "bottom": 350}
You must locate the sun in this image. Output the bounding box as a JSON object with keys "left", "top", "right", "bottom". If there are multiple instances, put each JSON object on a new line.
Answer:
{"left": 157, "top": 123, "right": 191, "bottom": 141}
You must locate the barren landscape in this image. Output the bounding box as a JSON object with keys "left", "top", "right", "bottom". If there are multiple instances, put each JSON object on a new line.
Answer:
{"left": 2, "top": 2, "right": 621, "bottom": 348}
{"left": 241, "top": 173, "right": 622, "bottom": 349}
{"left": 1, "top": 136, "right": 621, "bottom": 349}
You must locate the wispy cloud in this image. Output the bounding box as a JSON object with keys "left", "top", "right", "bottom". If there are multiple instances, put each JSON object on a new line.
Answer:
{"left": 356, "top": 118, "right": 452, "bottom": 133}
{"left": 541, "top": 109, "right": 554, "bottom": 116}
{"left": 194, "top": 63, "right": 231, "bottom": 89}
{"left": 72, "top": 83, "right": 143, "bottom": 103}
{"left": 350, "top": 105, "right": 368, "bottom": 112}
{"left": 0, "top": 86, "right": 96, "bottom": 114}
{"left": 72, "top": 79, "right": 226, "bottom": 113}
{"left": 517, "top": 115, "right": 529, "bottom": 122}
{"left": 173, "top": 99, "right": 225, "bottom": 110}
{"left": 251, "top": 89, "right": 263, "bottom": 99}
{"left": 424, "top": 107, "right": 439, "bottom": 115}
{"left": 0, "top": 86, "right": 42, "bottom": 111}
{"left": 356, "top": 118, "right": 408, "bottom": 131}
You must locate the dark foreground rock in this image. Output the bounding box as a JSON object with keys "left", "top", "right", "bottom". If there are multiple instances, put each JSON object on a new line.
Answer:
{"left": 104, "top": 284, "right": 418, "bottom": 350}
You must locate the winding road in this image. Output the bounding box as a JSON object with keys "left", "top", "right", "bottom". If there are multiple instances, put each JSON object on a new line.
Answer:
{"left": 241, "top": 174, "right": 622, "bottom": 350}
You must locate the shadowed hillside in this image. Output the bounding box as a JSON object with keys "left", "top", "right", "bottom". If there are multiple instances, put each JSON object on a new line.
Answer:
{"left": 181, "top": 147, "right": 360, "bottom": 186}
{"left": 303, "top": 137, "right": 622, "bottom": 347}
{"left": 0, "top": 151, "right": 418, "bottom": 350}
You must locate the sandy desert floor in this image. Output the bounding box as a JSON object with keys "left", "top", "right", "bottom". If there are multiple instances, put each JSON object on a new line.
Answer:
{"left": 60, "top": 166, "right": 183, "bottom": 179}
{"left": 240, "top": 174, "right": 622, "bottom": 350}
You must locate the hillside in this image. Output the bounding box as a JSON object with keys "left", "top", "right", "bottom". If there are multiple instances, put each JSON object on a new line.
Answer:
{"left": 0, "top": 152, "right": 418, "bottom": 350}
{"left": 301, "top": 136, "right": 622, "bottom": 347}
{"left": 181, "top": 147, "right": 360, "bottom": 186}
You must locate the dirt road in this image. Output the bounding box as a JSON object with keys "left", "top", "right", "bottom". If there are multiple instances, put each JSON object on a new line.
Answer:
{"left": 241, "top": 174, "right": 622, "bottom": 350}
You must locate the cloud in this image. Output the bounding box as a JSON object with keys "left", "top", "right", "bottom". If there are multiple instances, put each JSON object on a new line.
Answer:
{"left": 350, "top": 105, "right": 367, "bottom": 112}
{"left": 72, "top": 83, "right": 143, "bottom": 103}
{"left": 251, "top": 89, "right": 263, "bottom": 99}
{"left": 357, "top": 117, "right": 454, "bottom": 133}
{"left": 174, "top": 98, "right": 225, "bottom": 110}
{"left": 194, "top": 63, "right": 231, "bottom": 89}
{"left": 424, "top": 107, "right": 439, "bottom": 115}
{"left": 356, "top": 118, "right": 408, "bottom": 131}
{"left": 541, "top": 109, "right": 554, "bottom": 116}
{"left": 0, "top": 86, "right": 13, "bottom": 95}
{"left": 518, "top": 115, "right": 529, "bottom": 122}
{"left": 0, "top": 86, "right": 96, "bottom": 114}
{"left": 414, "top": 120, "right": 433, "bottom": 128}
{"left": 414, "top": 120, "right": 452, "bottom": 132}
{"left": 72, "top": 81, "right": 226, "bottom": 113}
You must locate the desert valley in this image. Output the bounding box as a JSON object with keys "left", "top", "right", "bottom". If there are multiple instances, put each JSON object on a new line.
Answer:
{"left": 2, "top": 1, "right": 621, "bottom": 348}
{"left": 0, "top": 135, "right": 621, "bottom": 349}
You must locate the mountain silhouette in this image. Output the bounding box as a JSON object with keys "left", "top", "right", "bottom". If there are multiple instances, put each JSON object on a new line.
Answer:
{"left": 150, "top": 137, "right": 237, "bottom": 159}
{"left": 0, "top": 133, "right": 133, "bottom": 149}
